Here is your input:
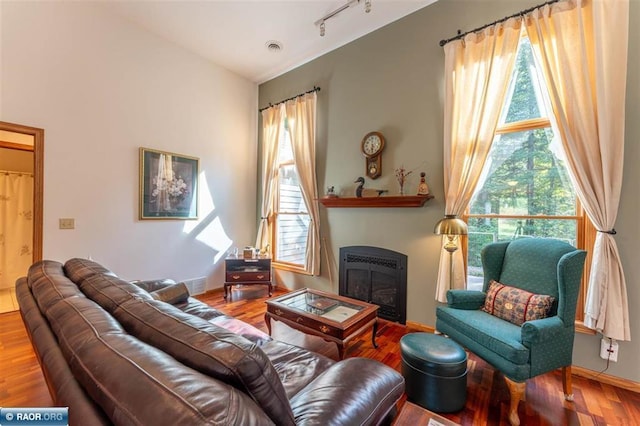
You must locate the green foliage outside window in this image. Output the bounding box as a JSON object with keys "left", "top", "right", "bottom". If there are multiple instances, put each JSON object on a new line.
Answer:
{"left": 467, "top": 38, "right": 577, "bottom": 277}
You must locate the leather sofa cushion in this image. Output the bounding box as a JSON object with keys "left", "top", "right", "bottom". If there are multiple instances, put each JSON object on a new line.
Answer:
{"left": 289, "top": 358, "right": 405, "bottom": 425}
{"left": 130, "top": 278, "right": 177, "bottom": 292}
{"left": 260, "top": 339, "right": 335, "bottom": 398}
{"left": 63, "top": 258, "right": 117, "bottom": 284}
{"left": 210, "top": 315, "right": 271, "bottom": 345}
{"left": 77, "top": 274, "right": 153, "bottom": 311}
{"left": 178, "top": 297, "right": 228, "bottom": 321}
{"left": 27, "top": 261, "right": 86, "bottom": 315}
{"left": 16, "top": 278, "right": 111, "bottom": 426}
{"left": 79, "top": 274, "right": 295, "bottom": 426}
{"left": 46, "top": 295, "right": 272, "bottom": 425}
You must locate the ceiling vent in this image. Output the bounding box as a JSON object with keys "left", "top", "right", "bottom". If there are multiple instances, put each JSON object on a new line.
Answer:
{"left": 265, "top": 40, "right": 283, "bottom": 53}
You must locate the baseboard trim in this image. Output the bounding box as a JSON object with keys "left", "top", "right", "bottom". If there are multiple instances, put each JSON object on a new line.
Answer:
{"left": 571, "top": 365, "right": 640, "bottom": 393}
{"left": 406, "top": 321, "right": 435, "bottom": 333}
{"left": 406, "top": 321, "right": 639, "bottom": 393}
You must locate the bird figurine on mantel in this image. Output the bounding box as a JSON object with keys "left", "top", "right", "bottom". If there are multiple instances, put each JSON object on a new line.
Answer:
{"left": 354, "top": 177, "right": 388, "bottom": 198}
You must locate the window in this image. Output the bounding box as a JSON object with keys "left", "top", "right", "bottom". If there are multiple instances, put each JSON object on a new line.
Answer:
{"left": 272, "top": 119, "right": 310, "bottom": 269}
{"left": 466, "top": 37, "right": 592, "bottom": 312}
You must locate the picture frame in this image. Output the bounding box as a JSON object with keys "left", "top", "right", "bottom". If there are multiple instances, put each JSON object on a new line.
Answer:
{"left": 139, "top": 147, "right": 199, "bottom": 220}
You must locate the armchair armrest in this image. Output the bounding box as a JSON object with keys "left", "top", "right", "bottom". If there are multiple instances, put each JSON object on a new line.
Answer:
{"left": 446, "top": 290, "right": 486, "bottom": 310}
{"left": 289, "top": 358, "right": 404, "bottom": 426}
{"left": 521, "top": 316, "right": 567, "bottom": 346}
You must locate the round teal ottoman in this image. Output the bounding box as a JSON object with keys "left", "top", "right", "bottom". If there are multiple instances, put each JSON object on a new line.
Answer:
{"left": 400, "top": 333, "right": 467, "bottom": 413}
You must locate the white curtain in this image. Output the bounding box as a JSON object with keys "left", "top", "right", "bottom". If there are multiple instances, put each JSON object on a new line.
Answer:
{"left": 256, "top": 105, "right": 284, "bottom": 253}
{"left": 525, "top": 0, "right": 630, "bottom": 340}
{"left": 0, "top": 172, "right": 33, "bottom": 290}
{"left": 285, "top": 92, "right": 321, "bottom": 275}
{"left": 437, "top": 19, "right": 522, "bottom": 302}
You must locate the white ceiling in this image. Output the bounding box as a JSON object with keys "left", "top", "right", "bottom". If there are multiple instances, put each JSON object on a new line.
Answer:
{"left": 104, "top": 0, "right": 437, "bottom": 84}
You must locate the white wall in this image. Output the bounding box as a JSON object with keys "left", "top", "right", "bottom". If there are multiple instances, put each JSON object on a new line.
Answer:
{"left": 1, "top": 1, "right": 258, "bottom": 288}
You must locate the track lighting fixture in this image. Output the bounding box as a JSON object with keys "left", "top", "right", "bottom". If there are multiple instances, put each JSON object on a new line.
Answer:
{"left": 315, "top": 0, "right": 372, "bottom": 37}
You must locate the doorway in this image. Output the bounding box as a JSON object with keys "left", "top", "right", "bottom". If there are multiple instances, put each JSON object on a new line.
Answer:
{"left": 0, "top": 122, "right": 44, "bottom": 313}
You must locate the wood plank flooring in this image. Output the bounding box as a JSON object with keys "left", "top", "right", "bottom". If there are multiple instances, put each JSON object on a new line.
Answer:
{"left": 0, "top": 311, "right": 53, "bottom": 407}
{"left": 203, "top": 287, "right": 640, "bottom": 426}
{"left": 1, "top": 285, "right": 638, "bottom": 425}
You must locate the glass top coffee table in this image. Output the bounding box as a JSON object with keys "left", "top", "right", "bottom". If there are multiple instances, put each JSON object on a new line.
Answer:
{"left": 265, "top": 288, "right": 378, "bottom": 359}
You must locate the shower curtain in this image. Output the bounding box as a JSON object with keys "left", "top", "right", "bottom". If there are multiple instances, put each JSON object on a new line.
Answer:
{"left": 0, "top": 171, "right": 33, "bottom": 290}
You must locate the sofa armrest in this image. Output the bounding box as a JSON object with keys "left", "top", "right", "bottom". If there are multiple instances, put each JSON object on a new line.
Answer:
{"left": 521, "top": 316, "right": 566, "bottom": 346}
{"left": 130, "top": 278, "right": 176, "bottom": 293}
{"left": 289, "top": 358, "right": 404, "bottom": 426}
{"left": 150, "top": 282, "right": 190, "bottom": 305}
{"left": 446, "top": 290, "right": 486, "bottom": 310}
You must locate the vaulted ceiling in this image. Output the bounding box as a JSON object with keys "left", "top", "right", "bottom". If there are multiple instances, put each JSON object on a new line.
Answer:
{"left": 105, "top": 1, "right": 436, "bottom": 83}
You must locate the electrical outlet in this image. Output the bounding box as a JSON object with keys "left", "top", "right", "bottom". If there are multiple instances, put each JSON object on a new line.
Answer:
{"left": 600, "top": 338, "right": 619, "bottom": 362}
{"left": 59, "top": 218, "right": 75, "bottom": 229}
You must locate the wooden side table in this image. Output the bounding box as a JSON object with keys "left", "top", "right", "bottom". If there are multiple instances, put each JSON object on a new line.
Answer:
{"left": 224, "top": 256, "right": 272, "bottom": 299}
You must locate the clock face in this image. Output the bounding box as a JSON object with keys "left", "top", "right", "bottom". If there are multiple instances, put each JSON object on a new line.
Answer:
{"left": 364, "top": 135, "right": 381, "bottom": 155}
{"left": 361, "top": 132, "right": 384, "bottom": 157}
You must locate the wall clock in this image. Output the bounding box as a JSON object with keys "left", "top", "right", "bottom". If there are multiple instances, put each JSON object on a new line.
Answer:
{"left": 361, "top": 131, "right": 385, "bottom": 179}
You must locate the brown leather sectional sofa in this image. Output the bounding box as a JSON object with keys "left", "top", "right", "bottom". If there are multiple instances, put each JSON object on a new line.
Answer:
{"left": 16, "top": 258, "right": 404, "bottom": 425}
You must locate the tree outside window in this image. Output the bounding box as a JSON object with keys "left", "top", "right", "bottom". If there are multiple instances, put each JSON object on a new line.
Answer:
{"left": 466, "top": 38, "right": 585, "bottom": 291}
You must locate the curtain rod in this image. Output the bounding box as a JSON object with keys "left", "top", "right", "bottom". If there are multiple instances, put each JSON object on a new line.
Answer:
{"left": 259, "top": 86, "right": 321, "bottom": 112}
{"left": 438, "top": 0, "right": 560, "bottom": 47}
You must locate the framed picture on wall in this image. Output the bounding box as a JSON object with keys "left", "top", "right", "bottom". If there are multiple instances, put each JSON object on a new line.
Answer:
{"left": 139, "top": 147, "right": 199, "bottom": 220}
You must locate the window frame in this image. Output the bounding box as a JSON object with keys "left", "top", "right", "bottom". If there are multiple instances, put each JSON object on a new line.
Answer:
{"left": 461, "top": 40, "right": 595, "bottom": 331}
{"left": 270, "top": 124, "right": 312, "bottom": 275}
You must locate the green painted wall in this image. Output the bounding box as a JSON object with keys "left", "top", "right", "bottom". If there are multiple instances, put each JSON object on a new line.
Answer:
{"left": 259, "top": 0, "right": 640, "bottom": 383}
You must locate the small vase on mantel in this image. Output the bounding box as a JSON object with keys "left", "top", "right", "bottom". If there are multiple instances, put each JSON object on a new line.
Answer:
{"left": 395, "top": 166, "right": 412, "bottom": 196}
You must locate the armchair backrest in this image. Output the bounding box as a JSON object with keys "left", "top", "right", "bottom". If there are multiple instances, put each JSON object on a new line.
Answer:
{"left": 482, "top": 238, "right": 586, "bottom": 321}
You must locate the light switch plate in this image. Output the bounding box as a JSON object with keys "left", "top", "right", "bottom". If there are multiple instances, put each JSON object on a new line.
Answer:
{"left": 59, "top": 218, "right": 75, "bottom": 229}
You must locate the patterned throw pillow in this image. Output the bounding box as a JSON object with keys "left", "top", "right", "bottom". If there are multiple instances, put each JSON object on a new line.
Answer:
{"left": 482, "top": 280, "right": 555, "bottom": 326}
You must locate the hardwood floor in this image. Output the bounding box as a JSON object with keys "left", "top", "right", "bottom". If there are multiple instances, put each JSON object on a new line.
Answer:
{"left": 0, "top": 311, "right": 53, "bottom": 407}
{"left": 201, "top": 287, "right": 640, "bottom": 426}
{"left": 1, "top": 285, "right": 638, "bottom": 425}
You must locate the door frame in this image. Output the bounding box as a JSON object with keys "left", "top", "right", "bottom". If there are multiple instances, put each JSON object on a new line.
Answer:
{"left": 0, "top": 121, "right": 44, "bottom": 262}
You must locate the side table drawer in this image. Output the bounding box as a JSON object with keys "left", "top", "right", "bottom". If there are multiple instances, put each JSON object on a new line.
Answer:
{"left": 226, "top": 271, "right": 270, "bottom": 282}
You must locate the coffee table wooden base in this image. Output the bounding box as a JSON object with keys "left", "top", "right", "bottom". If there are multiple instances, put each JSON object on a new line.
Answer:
{"left": 265, "top": 313, "right": 378, "bottom": 360}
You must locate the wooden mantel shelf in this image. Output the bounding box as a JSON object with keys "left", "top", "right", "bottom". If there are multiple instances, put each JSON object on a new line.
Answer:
{"left": 318, "top": 194, "right": 434, "bottom": 208}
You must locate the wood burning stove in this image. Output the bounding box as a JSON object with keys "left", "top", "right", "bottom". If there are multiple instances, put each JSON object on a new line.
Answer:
{"left": 339, "top": 246, "right": 407, "bottom": 324}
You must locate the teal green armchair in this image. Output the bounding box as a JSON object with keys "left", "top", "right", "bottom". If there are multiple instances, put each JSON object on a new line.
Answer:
{"left": 436, "top": 238, "right": 586, "bottom": 425}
